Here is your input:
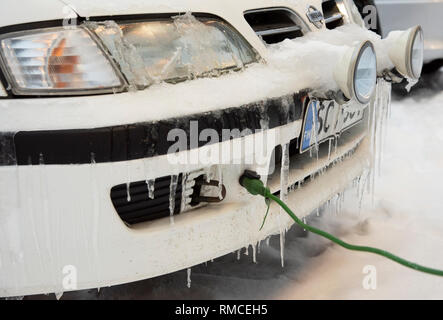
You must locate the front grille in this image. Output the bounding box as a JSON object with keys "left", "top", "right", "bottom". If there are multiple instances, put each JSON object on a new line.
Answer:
{"left": 266, "top": 112, "right": 366, "bottom": 194}
{"left": 322, "top": 0, "right": 344, "bottom": 29}
{"left": 111, "top": 174, "right": 184, "bottom": 225}
{"left": 244, "top": 8, "right": 304, "bottom": 44}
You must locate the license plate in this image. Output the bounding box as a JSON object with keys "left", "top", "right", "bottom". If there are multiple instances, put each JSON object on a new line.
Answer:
{"left": 300, "top": 99, "right": 365, "bottom": 153}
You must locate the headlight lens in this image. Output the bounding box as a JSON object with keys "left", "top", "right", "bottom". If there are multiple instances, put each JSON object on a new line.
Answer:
{"left": 0, "top": 14, "right": 258, "bottom": 96}
{"left": 90, "top": 14, "right": 258, "bottom": 85}
{"left": 411, "top": 27, "right": 424, "bottom": 79}
{"left": 387, "top": 25, "right": 423, "bottom": 80}
{"left": 0, "top": 27, "right": 124, "bottom": 95}
{"left": 334, "top": 40, "right": 377, "bottom": 104}
{"left": 354, "top": 42, "right": 377, "bottom": 104}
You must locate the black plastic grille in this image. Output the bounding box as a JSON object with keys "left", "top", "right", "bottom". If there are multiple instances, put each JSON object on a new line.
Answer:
{"left": 244, "top": 9, "right": 303, "bottom": 44}
{"left": 111, "top": 174, "right": 183, "bottom": 225}
{"left": 322, "top": 0, "right": 344, "bottom": 29}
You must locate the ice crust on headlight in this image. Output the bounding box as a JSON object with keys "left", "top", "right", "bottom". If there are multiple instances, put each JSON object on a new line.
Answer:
{"left": 354, "top": 44, "right": 377, "bottom": 102}
{"left": 88, "top": 13, "right": 257, "bottom": 87}
{"left": 86, "top": 21, "right": 152, "bottom": 89}
{"left": 0, "top": 28, "right": 123, "bottom": 94}
{"left": 411, "top": 30, "right": 423, "bottom": 78}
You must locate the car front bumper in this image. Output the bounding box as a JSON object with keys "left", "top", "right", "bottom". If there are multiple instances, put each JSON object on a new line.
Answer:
{"left": 0, "top": 89, "right": 372, "bottom": 298}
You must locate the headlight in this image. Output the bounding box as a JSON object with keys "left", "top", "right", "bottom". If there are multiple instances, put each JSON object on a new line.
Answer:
{"left": 0, "top": 27, "right": 125, "bottom": 95}
{"left": 388, "top": 26, "right": 423, "bottom": 79}
{"left": 334, "top": 40, "right": 377, "bottom": 104}
{"left": 89, "top": 14, "right": 258, "bottom": 86}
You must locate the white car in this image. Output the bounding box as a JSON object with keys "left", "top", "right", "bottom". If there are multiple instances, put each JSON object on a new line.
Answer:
{"left": 0, "top": 0, "right": 422, "bottom": 297}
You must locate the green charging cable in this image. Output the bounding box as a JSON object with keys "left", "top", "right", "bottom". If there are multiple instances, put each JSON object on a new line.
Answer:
{"left": 239, "top": 173, "right": 443, "bottom": 277}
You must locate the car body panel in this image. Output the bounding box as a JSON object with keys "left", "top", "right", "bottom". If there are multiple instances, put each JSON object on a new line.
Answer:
{"left": 0, "top": 120, "right": 370, "bottom": 297}
{"left": 0, "top": 0, "right": 67, "bottom": 29}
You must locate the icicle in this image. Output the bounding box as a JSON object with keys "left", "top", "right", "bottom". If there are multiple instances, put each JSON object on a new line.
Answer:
{"left": 126, "top": 165, "right": 131, "bottom": 202}
{"left": 126, "top": 182, "right": 131, "bottom": 202}
{"left": 334, "top": 136, "right": 338, "bottom": 154}
{"left": 169, "top": 174, "right": 178, "bottom": 224}
{"left": 328, "top": 139, "right": 332, "bottom": 160}
{"left": 237, "top": 249, "right": 241, "bottom": 260}
{"left": 311, "top": 105, "right": 319, "bottom": 162}
{"left": 266, "top": 237, "right": 270, "bottom": 247}
{"left": 259, "top": 101, "right": 270, "bottom": 130}
{"left": 368, "top": 79, "right": 392, "bottom": 206}
{"left": 146, "top": 179, "right": 155, "bottom": 199}
{"left": 55, "top": 292, "right": 63, "bottom": 300}
{"left": 279, "top": 143, "right": 290, "bottom": 268}
{"left": 405, "top": 78, "right": 418, "bottom": 92}
{"left": 280, "top": 231, "right": 285, "bottom": 268}
{"left": 187, "top": 268, "right": 191, "bottom": 288}
{"left": 252, "top": 243, "right": 257, "bottom": 264}
{"left": 204, "top": 167, "right": 211, "bottom": 183}
{"left": 217, "top": 166, "right": 223, "bottom": 200}
{"left": 280, "top": 143, "right": 290, "bottom": 202}
{"left": 180, "top": 173, "right": 188, "bottom": 212}
{"left": 39, "top": 153, "right": 44, "bottom": 165}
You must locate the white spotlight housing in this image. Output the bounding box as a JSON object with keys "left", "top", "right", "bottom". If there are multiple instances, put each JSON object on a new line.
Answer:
{"left": 388, "top": 25, "right": 424, "bottom": 80}
{"left": 334, "top": 40, "right": 377, "bottom": 105}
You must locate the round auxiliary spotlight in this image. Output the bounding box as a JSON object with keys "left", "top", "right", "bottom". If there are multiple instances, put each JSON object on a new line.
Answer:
{"left": 334, "top": 40, "right": 377, "bottom": 105}
{"left": 388, "top": 25, "right": 424, "bottom": 80}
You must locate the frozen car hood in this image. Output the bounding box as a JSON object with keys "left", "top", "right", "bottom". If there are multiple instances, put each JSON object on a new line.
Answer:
{"left": 0, "top": 0, "right": 68, "bottom": 28}
{"left": 55, "top": 0, "right": 302, "bottom": 59}
{"left": 55, "top": 0, "right": 317, "bottom": 19}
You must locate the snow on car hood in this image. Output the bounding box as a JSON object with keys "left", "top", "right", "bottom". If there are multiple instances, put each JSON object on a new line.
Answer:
{"left": 57, "top": 0, "right": 305, "bottom": 18}
{"left": 0, "top": 0, "right": 67, "bottom": 28}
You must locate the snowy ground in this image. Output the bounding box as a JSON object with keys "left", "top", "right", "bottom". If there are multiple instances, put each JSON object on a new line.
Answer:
{"left": 28, "top": 68, "right": 443, "bottom": 300}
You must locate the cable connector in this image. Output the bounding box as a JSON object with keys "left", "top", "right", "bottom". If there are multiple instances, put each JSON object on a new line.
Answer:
{"left": 239, "top": 170, "right": 269, "bottom": 197}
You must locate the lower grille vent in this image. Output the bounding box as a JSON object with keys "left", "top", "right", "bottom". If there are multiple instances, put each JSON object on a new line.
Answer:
{"left": 111, "top": 174, "right": 183, "bottom": 225}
